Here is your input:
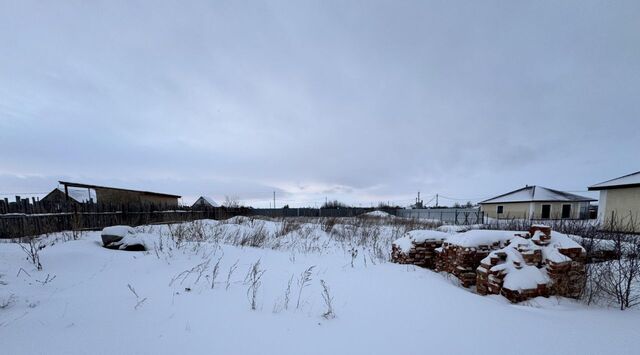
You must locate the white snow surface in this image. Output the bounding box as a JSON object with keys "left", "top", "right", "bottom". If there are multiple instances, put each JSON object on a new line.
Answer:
{"left": 503, "top": 264, "right": 550, "bottom": 291}
{"left": 101, "top": 225, "right": 136, "bottom": 237}
{"left": 446, "top": 230, "right": 523, "bottom": 247}
{"left": 363, "top": 210, "right": 392, "bottom": 217}
{"left": 1, "top": 218, "right": 640, "bottom": 355}
{"left": 115, "top": 233, "right": 156, "bottom": 250}
{"left": 437, "top": 225, "right": 469, "bottom": 233}
{"left": 393, "top": 230, "right": 449, "bottom": 253}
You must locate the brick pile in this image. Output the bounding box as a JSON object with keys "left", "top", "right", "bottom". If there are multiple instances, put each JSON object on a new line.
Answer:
{"left": 476, "top": 225, "right": 586, "bottom": 303}
{"left": 436, "top": 243, "right": 498, "bottom": 287}
{"left": 435, "top": 230, "right": 516, "bottom": 287}
{"left": 476, "top": 250, "right": 551, "bottom": 303}
{"left": 547, "top": 250, "right": 586, "bottom": 298}
{"left": 391, "top": 225, "right": 587, "bottom": 303}
{"left": 391, "top": 239, "right": 444, "bottom": 269}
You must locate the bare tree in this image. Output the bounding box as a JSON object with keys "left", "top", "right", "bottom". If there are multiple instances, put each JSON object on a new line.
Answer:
{"left": 590, "top": 234, "right": 640, "bottom": 310}
{"left": 223, "top": 196, "right": 241, "bottom": 208}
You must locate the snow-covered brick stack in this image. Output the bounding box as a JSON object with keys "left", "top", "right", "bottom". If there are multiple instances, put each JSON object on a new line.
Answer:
{"left": 391, "top": 230, "right": 449, "bottom": 269}
{"left": 435, "top": 230, "right": 519, "bottom": 287}
{"left": 476, "top": 225, "right": 586, "bottom": 302}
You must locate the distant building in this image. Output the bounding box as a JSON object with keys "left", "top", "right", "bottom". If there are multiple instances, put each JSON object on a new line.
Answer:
{"left": 588, "top": 171, "right": 640, "bottom": 232}
{"left": 46, "top": 181, "right": 181, "bottom": 207}
{"left": 41, "top": 187, "right": 96, "bottom": 206}
{"left": 192, "top": 196, "right": 218, "bottom": 208}
{"left": 479, "top": 185, "right": 595, "bottom": 220}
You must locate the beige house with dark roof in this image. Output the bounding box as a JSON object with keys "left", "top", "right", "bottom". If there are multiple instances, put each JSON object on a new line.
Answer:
{"left": 479, "top": 185, "right": 595, "bottom": 220}
{"left": 589, "top": 171, "right": 640, "bottom": 232}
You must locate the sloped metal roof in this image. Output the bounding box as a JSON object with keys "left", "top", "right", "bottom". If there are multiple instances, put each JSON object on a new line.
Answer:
{"left": 480, "top": 185, "right": 595, "bottom": 204}
{"left": 588, "top": 171, "right": 640, "bottom": 191}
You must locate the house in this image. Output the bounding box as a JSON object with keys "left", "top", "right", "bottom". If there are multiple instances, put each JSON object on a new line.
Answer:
{"left": 479, "top": 185, "right": 595, "bottom": 220}
{"left": 41, "top": 187, "right": 96, "bottom": 206}
{"left": 51, "top": 181, "right": 181, "bottom": 207}
{"left": 192, "top": 196, "right": 218, "bottom": 208}
{"left": 588, "top": 171, "right": 640, "bottom": 232}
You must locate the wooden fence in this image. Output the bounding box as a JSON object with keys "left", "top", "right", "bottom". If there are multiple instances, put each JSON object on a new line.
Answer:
{"left": 0, "top": 204, "right": 393, "bottom": 239}
{"left": 1, "top": 200, "right": 480, "bottom": 239}
{"left": 0, "top": 199, "right": 256, "bottom": 239}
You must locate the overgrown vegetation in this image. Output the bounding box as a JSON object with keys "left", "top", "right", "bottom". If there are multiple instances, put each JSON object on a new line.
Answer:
{"left": 244, "top": 259, "right": 266, "bottom": 311}
{"left": 320, "top": 279, "right": 335, "bottom": 319}
{"left": 18, "top": 237, "right": 44, "bottom": 271}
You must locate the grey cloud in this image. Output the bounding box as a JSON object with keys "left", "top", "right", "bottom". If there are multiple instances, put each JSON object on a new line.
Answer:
{"left": 1, "top": 0, "right": 638, "bottom": 206}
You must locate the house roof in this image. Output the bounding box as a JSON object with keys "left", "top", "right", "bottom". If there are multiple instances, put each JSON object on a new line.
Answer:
{"left": 479, "top": 186, "right": 596, "bottom": 204}
{"left": 588, "top": 171, "right": 640, "bottom": 191}
{"left": 42, "top": 187, "right": 96, "bottom": 203}
{"left": 58, "top": 181, "right": 181, "bottom": 198}
{"left": 193, "top": 196, "right": 218, "bottom": 207}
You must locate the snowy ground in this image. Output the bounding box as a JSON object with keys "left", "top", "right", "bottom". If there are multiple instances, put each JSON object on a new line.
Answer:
{"left": 2, "top": 217, "right": 640, "bottom": 355}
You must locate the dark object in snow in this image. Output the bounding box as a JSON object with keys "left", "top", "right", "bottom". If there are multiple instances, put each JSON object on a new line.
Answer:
{"left": 103, "top": 242, "right": 146, "bottom": 252}
{"left": 101, "top": 226, "right": 146, "bottom": 251}
{"left": 101, "top": 225, "right": 135, "bottom": 244}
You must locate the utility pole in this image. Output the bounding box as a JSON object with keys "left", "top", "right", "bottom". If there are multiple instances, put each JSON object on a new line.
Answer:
{"left": 273, "top": 191, "right": 276, "bottom": 209}
{"left": 436, "top": 194, "right": 439, "bottom": 207}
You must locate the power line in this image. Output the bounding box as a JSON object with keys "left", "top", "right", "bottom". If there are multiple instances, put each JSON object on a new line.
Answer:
{"left": 437, "top": 194, "right": 492, "bottom": 201}
{"left": 0, "top": 191, "right": 49, "bottom": 196}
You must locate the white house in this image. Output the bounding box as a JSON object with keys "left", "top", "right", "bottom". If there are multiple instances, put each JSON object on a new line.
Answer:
{"left": 588, "top": 171, "right": 640, "bottom": 232}
{"left": 479, "top": 185, "right": 595, "bottom": 220}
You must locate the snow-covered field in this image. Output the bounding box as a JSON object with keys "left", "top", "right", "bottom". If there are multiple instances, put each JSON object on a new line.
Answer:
{"left": 2, "top": 216, "right": 640, "bottom": 355}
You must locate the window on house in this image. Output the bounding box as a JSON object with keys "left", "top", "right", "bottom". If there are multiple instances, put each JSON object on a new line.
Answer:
{"left": 541, "top": 204, "right": 551, "bottom": 219}
{"left": 562, "top": 204, "right": 571, "bottom": 219}
{"left": 497, "top": 205, "right": 504, "bottom": 214}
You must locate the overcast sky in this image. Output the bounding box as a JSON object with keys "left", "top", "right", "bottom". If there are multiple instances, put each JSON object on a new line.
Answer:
{"left": 1, "top": 1, "right": 639, "bottom": 207}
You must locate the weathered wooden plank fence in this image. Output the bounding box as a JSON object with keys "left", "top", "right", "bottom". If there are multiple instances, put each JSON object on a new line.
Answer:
{"left": 0, "top": 197, "right": 483, "bottom": 239}
{"left": 0, "top": 210, "right": 221, "bottom": 239}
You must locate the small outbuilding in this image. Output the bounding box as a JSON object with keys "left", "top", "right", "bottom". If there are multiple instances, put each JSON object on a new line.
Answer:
{"left": 192, "top": 196, "right": 218, "bottom": 208}
{"left": 53, "top": 181, "right": 181, "bottom": 207}
{"left": 588, "top": 171, "right": 640, "bottom": 232}
{"left": 479, "top": 185, "right": 595, "bottom": 220}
